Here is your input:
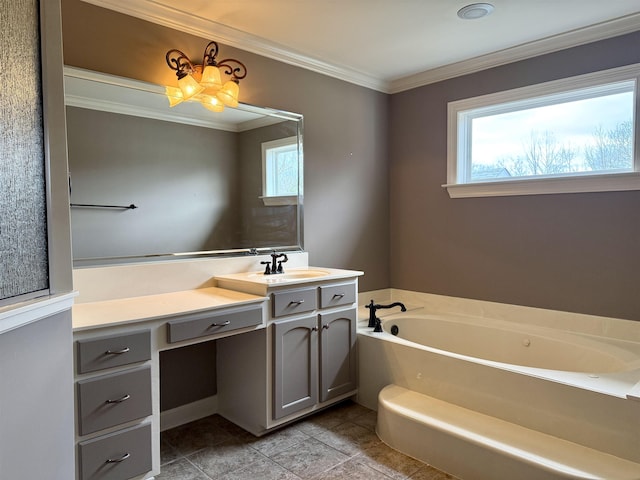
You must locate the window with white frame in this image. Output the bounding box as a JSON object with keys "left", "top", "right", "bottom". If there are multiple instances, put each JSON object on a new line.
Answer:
{"left": 445, "top": 64, "right": 640, "bottom": 198}
{"left": 261, "top": 136, "right": 300, "bottom": 205}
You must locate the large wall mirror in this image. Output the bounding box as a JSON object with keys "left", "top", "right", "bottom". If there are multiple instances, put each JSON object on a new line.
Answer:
{"left": 64, "top": 67, "right": 303, "bottom": 267}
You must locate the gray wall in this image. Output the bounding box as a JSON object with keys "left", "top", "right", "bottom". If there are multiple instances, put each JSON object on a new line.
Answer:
{"left": 0, "top": 312, "right": 74, "bottom": 479}
{"left": 389, "top": 31, "right": 640, "bottom": 321}
{"left": 61, "top": 0, "right": 390, "bottom": 292}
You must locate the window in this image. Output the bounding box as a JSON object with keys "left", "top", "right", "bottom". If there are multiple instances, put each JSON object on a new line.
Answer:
{"left": 261, "top": 136, "right": 300, "bottom": 205}
{"left": 445, "top": 64, "right": 640, "bottom": 198}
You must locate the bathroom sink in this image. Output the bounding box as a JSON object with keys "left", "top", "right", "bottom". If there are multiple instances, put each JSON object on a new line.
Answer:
{"left": 247, "top": 269, "right": 330, "bottom": 280}
{"left": 215, "top": 267, "right": 363, "bottom": 293}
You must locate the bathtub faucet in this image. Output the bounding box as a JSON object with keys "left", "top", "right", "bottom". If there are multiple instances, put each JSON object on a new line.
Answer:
{"left": 365, "top": 300, "right": 407, "bottom": 332}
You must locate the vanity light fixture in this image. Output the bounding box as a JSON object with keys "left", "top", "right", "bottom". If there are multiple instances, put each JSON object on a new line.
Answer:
{"left": 457, "top": 3, "right": 494, "bottom": 20}
{"left": 164, "top": 41, "right": 247, "bottom": 112}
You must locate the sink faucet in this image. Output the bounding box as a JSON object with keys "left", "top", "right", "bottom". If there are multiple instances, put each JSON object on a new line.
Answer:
{"left": 260, "top": 252, "right": 288, "bottom": 275}
{"left": 365, "top": 300, "right": 407, "bottom": 332}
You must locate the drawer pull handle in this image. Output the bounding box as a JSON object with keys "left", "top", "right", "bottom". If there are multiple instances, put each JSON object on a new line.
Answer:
{"left": 105, "top": 347, "right": 130, "bottom": 355}
{"left": 322, "top": 324, "right": 330, "bottom": 330}
{"left": 289, "top": 300, "right": 305, "bottom": 306}
{"left": 311, "top": 326, "right": 319, "bottom": 332}
{"left": 210, "top": 320, "right": 231, "bottom": 327}
{"left": 106, "top": 452, "right": 131, "bottom": 464}
{"left": 106, "top": 394, "right": 131, "bottom": 404}
{"left": 333, "top": 293, "right": 346, "bottom": 298}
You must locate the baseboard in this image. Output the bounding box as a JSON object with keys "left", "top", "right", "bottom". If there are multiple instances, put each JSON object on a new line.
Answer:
{"left": 160, "top": 395, "right": 218, "bottom": 431}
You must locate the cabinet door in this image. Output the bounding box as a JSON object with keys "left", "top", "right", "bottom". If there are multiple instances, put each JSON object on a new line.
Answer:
{"left": 272, "top": 316, "right": 318, "bottom": 420}
{"left": 319, "top": 309, "right": 357, "bottom": 402}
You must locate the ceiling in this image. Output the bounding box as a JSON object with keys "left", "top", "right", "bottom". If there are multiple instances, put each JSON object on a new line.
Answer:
{"left": 83, "top": 0, "right": 640, "bottom": 93}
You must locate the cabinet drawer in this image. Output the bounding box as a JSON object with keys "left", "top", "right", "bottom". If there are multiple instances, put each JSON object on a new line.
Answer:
{"left": 77, "top": 366, "right": 152, "bottom": 436}
{"left": 78, "top": 422, "right": 152, "bottom": 480}
{"left": 77, "top": 330, "right": 151, "bottom": 374}
{"left": 272, "top": 287, "right": 317, "bottom": 318}
{"left": 319, "top": 282, "right": 356, "bottom": 309}
{"left": 166, "top": 306, "right": 263, "bottom": 344}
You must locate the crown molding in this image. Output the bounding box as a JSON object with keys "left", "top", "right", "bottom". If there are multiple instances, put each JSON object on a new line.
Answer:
{"left": 388, "top": 13, "right": 640, "bottom": 94}
{"left": 79, "top": 0, "right": 388, "bottom": 92}
{"left": 80, "top": 1, "right": 640, "bottom": 95}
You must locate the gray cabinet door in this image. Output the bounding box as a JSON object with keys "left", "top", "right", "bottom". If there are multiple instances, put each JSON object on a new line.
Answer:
{"left": 319, "top": 309, "right": 357, "bottom": 402}
{"left": 272, "top": 315, "right": 318, "bottom": 419}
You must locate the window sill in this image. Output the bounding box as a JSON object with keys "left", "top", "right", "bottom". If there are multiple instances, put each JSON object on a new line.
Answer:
{"left": 260, "top": 195, "right": 299, "bottom": 206}
{"left": 443, "top": 172, "right": 640, "bottom": 198}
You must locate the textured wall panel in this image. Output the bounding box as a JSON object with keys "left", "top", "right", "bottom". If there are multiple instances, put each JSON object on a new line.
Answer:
{"left": 0, "top": 0, "right": 49, "bottom": 300}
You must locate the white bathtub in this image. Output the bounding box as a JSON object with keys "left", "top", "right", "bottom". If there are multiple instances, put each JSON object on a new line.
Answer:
{"left": 358, "top": 311, "right": 640, "bottom": 480}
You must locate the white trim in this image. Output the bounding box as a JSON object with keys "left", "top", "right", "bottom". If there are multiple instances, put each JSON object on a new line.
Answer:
{"left": 445, "top": 63, "right": 640, "bottom": 198}
{"left": 260, "top": 195, "right": 298, "bottom": 206}
{"left": 79, "top": 1, "right": 640, "bottom": 93}
{"left": 159, "top": 395, "right": 218, "bottom": 431}
{"left": 0, "top": 292, "right": 77, "bottom": 335}
{"left": 443, "top": 172, "right": 640, "bottom": 198}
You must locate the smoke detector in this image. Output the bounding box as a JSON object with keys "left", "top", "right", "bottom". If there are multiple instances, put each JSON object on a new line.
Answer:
{"left": 457, "top": 3, "right": 495, "bottom": 20}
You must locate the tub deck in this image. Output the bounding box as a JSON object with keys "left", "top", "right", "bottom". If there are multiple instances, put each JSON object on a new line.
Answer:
{"left": 378, "top": 384, "right": 640, "bottom": 480}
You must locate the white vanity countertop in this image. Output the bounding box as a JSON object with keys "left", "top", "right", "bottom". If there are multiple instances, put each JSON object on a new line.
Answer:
{"left": 72, "top": 287, "right": 266, "bottom": 331}
{"left": 215, "top": 267, "right": 363, "bottom": 288}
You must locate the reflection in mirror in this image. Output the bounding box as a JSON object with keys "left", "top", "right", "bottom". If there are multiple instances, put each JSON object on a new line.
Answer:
{"left": 64, "top": 67, "right": 303, "bottom": 267}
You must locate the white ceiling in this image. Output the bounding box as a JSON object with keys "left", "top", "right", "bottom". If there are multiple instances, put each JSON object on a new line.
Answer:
{"left": 83, "top": 0, "right": 640, "bottom": 93}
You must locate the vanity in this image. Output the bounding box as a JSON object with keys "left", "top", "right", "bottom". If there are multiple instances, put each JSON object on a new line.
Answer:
{"left": 71, "top": 264, "right": 362, "bottom": 480}
{"left": 64, "top": 67, "right": 362, "bottom": 480}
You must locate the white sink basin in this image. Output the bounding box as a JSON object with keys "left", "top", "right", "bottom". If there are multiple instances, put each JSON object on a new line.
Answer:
{"left": 248, "top": 269, "right": 330, "bottom": 280}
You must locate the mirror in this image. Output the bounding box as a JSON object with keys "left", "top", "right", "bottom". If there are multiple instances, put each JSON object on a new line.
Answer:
{"left": 64, "top": 67, "right": 303, "bottom": 267}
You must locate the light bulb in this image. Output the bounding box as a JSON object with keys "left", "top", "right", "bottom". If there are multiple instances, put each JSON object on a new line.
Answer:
{"left": 199, "top": 94, "right": 225, "bottom": 112}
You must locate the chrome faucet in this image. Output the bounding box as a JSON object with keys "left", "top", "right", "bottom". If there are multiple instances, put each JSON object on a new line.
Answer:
{"left": 365, "top": 300, "right": 407, "bottom": 332}
{"left": 260, "top": 252, "right": 288, "bottom": 275}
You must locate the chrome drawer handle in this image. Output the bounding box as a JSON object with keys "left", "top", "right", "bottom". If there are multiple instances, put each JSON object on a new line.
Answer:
{"left": 311, "top": 326, "right": 319, "bottom": 332}
{"left": 105, "top": 394, "right": 131, "bottom": 404}
{"left": 210, "top": 320, "right": 231, "bottom": 327}
{"left": 106, "top": 452, "right": 130, "bottom": 464}
{"left": 333, "top": 293, "right": 345, "bottom": 298}
{"left": 289, "top": 300, "right": 305, "bottom": 306}
{"left": 322, "top": 324, "right": 330, "bottom": 330}
{"left": 105, "top": 347, "right": 130, "bottom": 355}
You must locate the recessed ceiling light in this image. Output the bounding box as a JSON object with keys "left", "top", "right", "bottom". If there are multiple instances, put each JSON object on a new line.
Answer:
{"left": 457, "top": 3, "right": 495, "bottom": 20}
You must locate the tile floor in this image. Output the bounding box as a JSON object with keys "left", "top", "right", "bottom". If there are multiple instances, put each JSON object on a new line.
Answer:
{"left": 159, "top": 400, "right": 458, "bottom": 480}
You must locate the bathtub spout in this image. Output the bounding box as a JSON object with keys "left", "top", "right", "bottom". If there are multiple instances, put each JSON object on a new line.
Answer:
{"left": 365, "top": 300, "right": 407, "bottom": 331}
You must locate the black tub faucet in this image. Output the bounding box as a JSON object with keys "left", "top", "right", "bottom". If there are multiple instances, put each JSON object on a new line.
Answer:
{"left": 365, "top": 300, "right": 407, "bottom": 332}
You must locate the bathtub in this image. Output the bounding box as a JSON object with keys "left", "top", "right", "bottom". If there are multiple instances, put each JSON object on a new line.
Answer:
{"left": 357, "top": 312, "right": 640, "bottom": 480}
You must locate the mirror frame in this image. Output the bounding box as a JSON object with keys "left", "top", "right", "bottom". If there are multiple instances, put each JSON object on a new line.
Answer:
{"left": 64, "top": 67, "right": 304, "bottom": 266}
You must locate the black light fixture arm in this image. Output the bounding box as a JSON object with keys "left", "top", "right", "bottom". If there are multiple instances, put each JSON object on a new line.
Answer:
{"left": 202, "top": 41, "right": 220, "bottom": 66}
{"left": 217, "top": 59, "right": 247, "bottom": 82}
{"left": 165, "top": 49, "right": 195, "bottom": 79}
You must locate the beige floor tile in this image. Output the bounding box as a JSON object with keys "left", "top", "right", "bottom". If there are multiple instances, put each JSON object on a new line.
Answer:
{"left": 409, "top": 465, "right": 459, "bottom": 480}
{"left": 246, "top": 425, "right": 310, "bottom": 457}
{"left": 313, "top": 421, "right": 381, "bottom": 456}
{"left": 270, "top": 437, "right": 350, "bottom": 479}
{"left": 188, "top": 439, "right": 265, "bottom": 478}
{"left": 311, "top": 457, "right": 391, "bottom": 480}
{"left": 156, "top": 458, "right": 208, "bottom": 480}
{"left": 357, "top": 441, "right": 426, "bottom": 479}
{"left": 162, "top": 416, "right": 233, "bottom": 456}
{"left": 220, "top": 456, "right": 302, "bottom": 480}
